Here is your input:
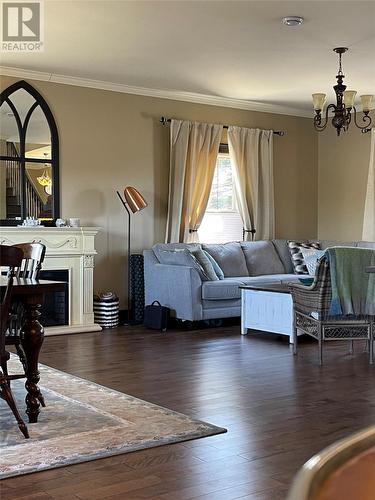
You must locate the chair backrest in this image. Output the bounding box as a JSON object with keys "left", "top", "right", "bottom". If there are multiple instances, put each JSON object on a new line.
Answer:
{"left": 12, "top": 242, "right": 46, "bottom": 279}
{"left": 0, "top": 245, "right": 23, "bottom": 358}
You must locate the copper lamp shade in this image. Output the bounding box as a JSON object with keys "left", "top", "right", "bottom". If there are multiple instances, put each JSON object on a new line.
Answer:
{"left": 124, "top": 186, "right": 147, "bottom": 214}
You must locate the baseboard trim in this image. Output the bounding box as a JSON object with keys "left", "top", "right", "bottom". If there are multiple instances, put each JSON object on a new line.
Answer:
{"left": 44, "top": 324, "right": 102, "bottom": 336}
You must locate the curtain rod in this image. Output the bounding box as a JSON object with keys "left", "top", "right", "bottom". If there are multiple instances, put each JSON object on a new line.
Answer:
{"left": 159, "top": 117, "right": 286, "bottom": 136}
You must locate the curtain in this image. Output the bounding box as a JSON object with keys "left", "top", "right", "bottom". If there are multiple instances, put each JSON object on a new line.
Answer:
{"left": 165, "top": 120, "right": 223, "bottom": 243}
{"left": 362, "top": 129, "right": 375, "bottom": 241}
{"left": 228, "top": 126, "right": 274, "bottom": 241}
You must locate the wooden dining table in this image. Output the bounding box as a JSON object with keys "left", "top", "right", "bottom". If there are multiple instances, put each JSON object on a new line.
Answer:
{"left": 1, "top": 277, "right": 66, "bottom": 424}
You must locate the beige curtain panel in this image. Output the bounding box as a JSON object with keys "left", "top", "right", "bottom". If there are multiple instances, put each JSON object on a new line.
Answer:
{"left": 362, "top": 129, "right": 375, "bottom": 241}
{"left": 165, "top": 120, "right": 223, "bottom": 243}
{"left": 228, "top": 126, "right": 275, "bottom": 241}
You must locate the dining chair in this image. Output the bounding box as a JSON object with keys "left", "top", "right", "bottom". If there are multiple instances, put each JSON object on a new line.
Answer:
{"left": 13, "top": 242, "right": 46, "bottom": 279}
{"left": 0, "top": 245, "right": 29, "bottom": 438}
{"left": 6, "top": 243, "right": 46, "bottom": 388}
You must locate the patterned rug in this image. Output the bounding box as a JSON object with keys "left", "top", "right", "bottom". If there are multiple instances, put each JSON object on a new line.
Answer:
{"left": 0, "top": 357, "right": 226, "bottom": 479}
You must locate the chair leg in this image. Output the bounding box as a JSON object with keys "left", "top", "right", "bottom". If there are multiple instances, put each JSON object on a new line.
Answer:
{"left": 1, "top": 361, "right": 8, "bottom": 381}
{"left": 318, "top": 326, "right": 323, "bottom": 365}
{"left": 0, "top": 378, "right": 29, "bottom": 438}
{"left": 370, "top": 325, "right": 374, "bottom": 365}
{"left": 349, "top": 340, "right": 354, "bottom": 355}
{"left": 293, "top": 313, "right": 297, "bottom": 355}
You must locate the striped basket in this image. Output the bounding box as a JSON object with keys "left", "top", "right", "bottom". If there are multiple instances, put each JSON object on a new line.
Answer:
{"left": 93, "top": 293, "right": 119, "bottom": 329}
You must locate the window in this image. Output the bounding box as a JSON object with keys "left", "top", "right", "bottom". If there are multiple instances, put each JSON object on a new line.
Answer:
{"left": 198, "top": 151, "right": 243, "bottom": 243}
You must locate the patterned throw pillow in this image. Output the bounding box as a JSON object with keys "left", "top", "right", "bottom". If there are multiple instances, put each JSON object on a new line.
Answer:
{"left": 301, "top": 248, "right": 325, "bottom": 276}
{"left": 288, "top": 241, "right": 321, "bottom": 274}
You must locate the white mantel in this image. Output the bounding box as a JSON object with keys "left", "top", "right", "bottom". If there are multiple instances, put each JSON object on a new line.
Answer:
{"left": 0, "top": 226, "right": 102, "bottom": 336}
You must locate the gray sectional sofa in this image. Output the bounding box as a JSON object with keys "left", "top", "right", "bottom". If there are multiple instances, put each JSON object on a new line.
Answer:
{"left": 143, "top": 239, "right": 375, "bottom": 322}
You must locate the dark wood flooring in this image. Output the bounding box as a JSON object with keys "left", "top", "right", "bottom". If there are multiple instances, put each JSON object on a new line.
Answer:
{"left": 2, "top": 325, "right": 375, "bottom": 499}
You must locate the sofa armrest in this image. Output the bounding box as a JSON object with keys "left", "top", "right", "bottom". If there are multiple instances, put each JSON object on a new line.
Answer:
{"left": 144, "top": 256, "right": 203, "bottom": 321}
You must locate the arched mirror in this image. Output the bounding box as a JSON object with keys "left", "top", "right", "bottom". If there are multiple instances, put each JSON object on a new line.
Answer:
{"left": 0, "top": 80, "right": 59, "bottom": 222}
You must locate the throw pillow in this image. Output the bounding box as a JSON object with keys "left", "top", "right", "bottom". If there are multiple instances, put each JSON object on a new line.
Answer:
{"left": 203, "top": 250, "right": 224, "bottom": 280}
{"left": 202, "top": 242, "right": 248, "bottom": 277}
{"left": 301, "top": 248, "right": 325, "bottom": 276}
{"left": 188, "top": 247, "right": 219, "bottom": 281}
{"left": 159, "top": 248, "right": 210, "bottom": 280}
{"left": 288, "top": 241, "right": 321, "bottom": 275}
{"left": 241, "top": 241, "right": 285, "bottom": 276}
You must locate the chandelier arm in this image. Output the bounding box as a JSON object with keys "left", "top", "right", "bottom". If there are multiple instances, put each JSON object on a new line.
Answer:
{"left": 344, "top": 108, "right": 352, "bottom": 129}
{"left": 353, "top": 107, "right": 372, "bottom": 131}
{"left": 314, "top": 104, "right": 335, "bottom": 132}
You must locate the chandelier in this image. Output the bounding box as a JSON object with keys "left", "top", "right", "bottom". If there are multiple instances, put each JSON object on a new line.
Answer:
{"left": 37, "top": 153, "right": 52, "bottom": 187}
{"left": 37, "top": 169, "right": 52, "bottom": 187}
{"left": 312, "top": 47, "right": 373, "bottom": 136}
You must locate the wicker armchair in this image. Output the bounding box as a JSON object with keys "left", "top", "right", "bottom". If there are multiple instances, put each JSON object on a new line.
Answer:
{"left": 289, "top": 257, "right": 374, "bottom": 365}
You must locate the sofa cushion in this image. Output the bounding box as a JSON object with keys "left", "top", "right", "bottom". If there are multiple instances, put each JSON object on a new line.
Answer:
{"left": 272, "top": 239, "right": 294, "bottom": 273}
{"left": 357, "top": 241, "right": 375, "bottom": 249}
{"left": 241, "top": 241, "right": 284, "bottom": 276}
{"left": 319, "top": 240, "right": 357, "bottom": 249}
{"left": 202, "top": 278, "right": 246, "bottom": 300}
{"left": 202, "top": 242, "right": 248, "bottom": 277}
{"left": 288, "top": 241, "right": 321, "bottom": 274}
{"left": 202, "top": 273, "right": 309, "bottom": 300}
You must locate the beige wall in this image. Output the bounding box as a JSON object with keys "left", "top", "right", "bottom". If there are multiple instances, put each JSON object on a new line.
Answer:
{"left": 318, "top": 123, "right": 371, "bottom": 241}
{"left": 1, "top": 75, "right": 318, "bottom": 304}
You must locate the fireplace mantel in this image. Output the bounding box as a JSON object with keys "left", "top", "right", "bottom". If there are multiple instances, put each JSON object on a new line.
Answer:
{"left": 0, "top": 226, "right": 101, "bottom": 336}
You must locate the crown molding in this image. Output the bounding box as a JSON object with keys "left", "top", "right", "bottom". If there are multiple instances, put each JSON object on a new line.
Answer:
{"left": 0, "top": 65, "right": 311, "bottom": 118}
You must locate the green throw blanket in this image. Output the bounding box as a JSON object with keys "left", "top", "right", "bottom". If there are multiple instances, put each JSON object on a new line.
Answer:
{"left": 326, "top": 247, "right": 375, "bottom": 316}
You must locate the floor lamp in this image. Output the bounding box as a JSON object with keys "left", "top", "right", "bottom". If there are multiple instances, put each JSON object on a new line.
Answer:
{"left": 117, "top": 186, "right": 148, "bottom": 322}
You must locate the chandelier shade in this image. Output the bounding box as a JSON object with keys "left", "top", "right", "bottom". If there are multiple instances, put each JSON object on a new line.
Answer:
{"left": 312, "top": 48, "right": 373, "bottom": 136}
{"left": 312, "top": 93, "right": 326, "bottom": 111}
{"left": 361, "top": 95, "right": 373, "bottom": 112}
{"left": 343, "top": 91, "right": 356, "bottom": 108}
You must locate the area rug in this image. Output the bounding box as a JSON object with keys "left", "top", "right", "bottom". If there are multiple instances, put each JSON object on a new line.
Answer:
{"left": 0, "top": 357, "right": 226, "bottom": 480}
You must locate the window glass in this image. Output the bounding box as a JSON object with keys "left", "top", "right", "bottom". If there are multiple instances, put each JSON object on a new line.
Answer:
{"left": 198, "top": 152, "right": 243, "bottom": 243}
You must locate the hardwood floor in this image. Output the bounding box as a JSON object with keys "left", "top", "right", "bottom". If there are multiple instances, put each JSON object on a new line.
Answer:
{"left": 2, "top": 325, "right": 375, "bottom": 499}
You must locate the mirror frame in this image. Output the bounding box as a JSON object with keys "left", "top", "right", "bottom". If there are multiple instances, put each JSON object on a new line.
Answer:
{"left": 0, "top": 80, "right": 60, "bottom": 222}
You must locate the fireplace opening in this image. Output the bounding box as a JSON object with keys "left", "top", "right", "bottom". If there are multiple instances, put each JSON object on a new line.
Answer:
{"left": 39, "top": 269, "right": 69, "bottom": 327}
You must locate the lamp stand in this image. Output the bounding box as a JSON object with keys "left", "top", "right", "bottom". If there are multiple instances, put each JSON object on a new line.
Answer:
{"left": 116, "top": 191, "right": 132, "bottom": 322}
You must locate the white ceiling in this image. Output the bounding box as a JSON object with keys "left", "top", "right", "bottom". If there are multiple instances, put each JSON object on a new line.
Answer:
{"left": 2, "top": 0, "right": 375, "bottom": 115}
